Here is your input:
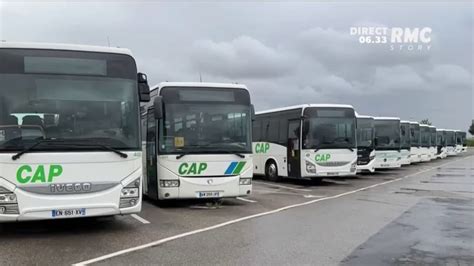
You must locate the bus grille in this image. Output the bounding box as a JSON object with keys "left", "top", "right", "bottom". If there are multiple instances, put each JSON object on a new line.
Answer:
{"left": 316, "top": 161, "right": 350, "bottom": 167}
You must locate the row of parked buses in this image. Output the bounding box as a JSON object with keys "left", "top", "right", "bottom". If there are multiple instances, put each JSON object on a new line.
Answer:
{"left": 0, "top": 42, "right": 468, "bottom": 222}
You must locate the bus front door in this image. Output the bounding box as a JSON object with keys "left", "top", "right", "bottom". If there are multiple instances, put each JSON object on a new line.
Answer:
{"left": 287, "top": 119, "right": 301, "bottom": 178}
{"left": 146, "top": 111, "right": 159, "bottom": 200}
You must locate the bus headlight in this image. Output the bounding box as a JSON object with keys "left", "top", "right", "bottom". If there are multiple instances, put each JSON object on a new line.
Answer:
{"left": 306, "top": 161, "right": 316, "bottom": 174}
{"left": 0, "top": 186, "right": 19, "bottom": 214}
{"left": 120, "top": 178, "right": 140, "bottom": 209}
{"left": 239, "top": 178, "right": 252, "bottom": 185}
{"left": 350, "top": 162, "right": 357, "bottom": 172}
{"left": 160, "top": 180, "right": 180, "bottom": 188}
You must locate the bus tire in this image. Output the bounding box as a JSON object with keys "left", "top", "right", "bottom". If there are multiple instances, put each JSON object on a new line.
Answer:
{"left": 265, "top": 160, "right": 281, "bottom": 182}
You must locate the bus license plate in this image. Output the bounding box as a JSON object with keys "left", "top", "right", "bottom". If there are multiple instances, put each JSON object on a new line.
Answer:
{"left": 197, "top": 191, "right": 221, "bottom": 198}
{"left": 326, "top": 172, "right": 339, "bottom": 176}
{"left": 52, "top": 208, "right": 86, "bottom": 218}
{"left": 380, "top": 164, "right": 390, "bottom": 167}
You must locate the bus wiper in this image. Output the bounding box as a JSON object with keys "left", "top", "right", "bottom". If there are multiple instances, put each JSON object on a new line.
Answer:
{"left": 12, "top": 139, "right": 128, "bottom": 160}
{"left": 218, "top": 150, "right": 245, "bottom": 158}
{"left": 176, "top": 153, "right": 188, "bottom": 160}
{"left": 73, "top": 142, "right": 128, "bottom": 159}
{"left": 12, "top": 139, "right": 64, "bottom": 161}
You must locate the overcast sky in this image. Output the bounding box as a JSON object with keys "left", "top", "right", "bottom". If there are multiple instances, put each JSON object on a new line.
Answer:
{"left": 0, "top": 1, "right": 472, "bottom": 132}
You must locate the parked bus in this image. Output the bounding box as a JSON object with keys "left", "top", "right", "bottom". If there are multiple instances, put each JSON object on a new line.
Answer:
{"left": 460, "top": 132, "right": 467, "bottom": 152}
{"left": 445, "top": 129, "right": 457, "bottom": 156}
{"left": 419, "top": 124, "right": 431, "bottom": 162}
{"left": 142, "top": 82, "right": 253, "bottom": 200}
{"left": 373, "top": 117, "right": 401, "bottom": 169}
{"left": 409, "top": 121, "right": 422, "bottom": 163}
{"left": 429, "top": 126, "right": 437, "bottom": 160}
{"left": 356, "top": 115, "right": 376, "bottom": 173}
{"left": 253, "top": 104, "right": 357, "bottom": 181}
{"left": 455, "top": 130, "right": 464, "bottom": 154}
{"left": 0, "top": 42, "right": 150, "bottom": 222}
{"left": 435, "top": 129, "right": 447, "bottom": 159}
{"left": 400, "top": 121, "right": 411, "bottom": 165}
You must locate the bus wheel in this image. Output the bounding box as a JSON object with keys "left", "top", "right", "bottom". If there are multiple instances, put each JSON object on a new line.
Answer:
{"left": 266, "top": 160, "right": 280, "bottom": 182}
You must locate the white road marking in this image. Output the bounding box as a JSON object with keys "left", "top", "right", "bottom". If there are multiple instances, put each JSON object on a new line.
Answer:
{"left": 130, "top": 214, "right": 150, "bottom": 225}
{"left": 236, "top": 197, "right": 257, "bottom": 203}
{"left": 303, "top": 194, "right": 326, "bottom": 198}
{"left": 73, "top": 156, "right": 471, "bottom": 266}
{"left": 253, "top": 181, "right": 312, "bottom": 192}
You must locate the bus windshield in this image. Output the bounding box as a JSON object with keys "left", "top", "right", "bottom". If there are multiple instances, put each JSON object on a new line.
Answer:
{"left": 446, "top": 131, "right": 455, "bottom": 146}
{"left": 410, "top": 124, "right": 420, "bottom": 147}
{"left": 430, "top": 128, "right": 436, "bottom": 147}
{"left": 302, "top": 107, "right": 356, "bottom": 150}
{"left": 436, "top": 132, "right": 443, "bottom": 146}
{"left": 356, "top": 118, "right": 374, "bottom": 148}
{"left": 0, "top": 49, "right": 140, "bottom": 152}
{"left": 420, "top": 126, "right": 430, "bottom": 147}
{"left": 374, "top": 120, "right": 400, "bottom": 149}
{"left": 400, "top": 123, "right": 411, "bottom": 149}
{"left": 158, "top": 87, "right": 252, "bottom": 154}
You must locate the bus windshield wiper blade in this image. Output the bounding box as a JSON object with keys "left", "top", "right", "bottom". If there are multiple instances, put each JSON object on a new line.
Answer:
{"left": 12, "top": 139, "right": 64, "bottom": 161}
{"left": 53, "top": 142, "right": 128, "bottom": 159}
{"left": 12, "top": 139, "right": 128, "bottom": 160}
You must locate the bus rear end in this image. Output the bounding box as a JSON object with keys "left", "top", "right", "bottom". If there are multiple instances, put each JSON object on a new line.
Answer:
{"left": 0, "top": 43, "right": 148, "bottom": 222}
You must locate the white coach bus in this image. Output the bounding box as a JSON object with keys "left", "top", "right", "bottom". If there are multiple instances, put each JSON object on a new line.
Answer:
{"left": 253, "top": 104, "right": 357, "bottom": 181}
{"left": 409, "top": 121, "right": 422, "bottom": 163}
{"left": 455, "top": 130, "right": 464, "bottom": 154}
{"left": 0, "top": 42, "right": 150, "bottom": 222}
{"left": 141, "top": 82, "right": 253, "bottom": 200}
{"left": 460, "top": 132, "right": 467, "bottom": 152}
{"left": 419, "top": 124, "right": 432, "bottom": 162}
{"left": 400, "top": 121, "right": 411, "bottom": 165}
{"left": 429, "top": 126, "right": 437, "bottom": 160}
{"left": 445, "top": 130, "right": 457, "bottom": 156}
{"left": 435, "top": 129, "right": 448, "bottom": 159}
{"left": 373, "top": 117, "right": 401, "bottom": 169}
{"left": 356, "top": 115, "right": 376, "bottom": 173}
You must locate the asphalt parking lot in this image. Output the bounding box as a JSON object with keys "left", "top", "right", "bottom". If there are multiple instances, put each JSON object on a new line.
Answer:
{"left": 1, "top": 151, "right": 473, "bottom": 266}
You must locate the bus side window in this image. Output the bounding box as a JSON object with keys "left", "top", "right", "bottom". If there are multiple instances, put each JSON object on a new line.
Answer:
{"left": 253, "top": 119, "right": 262, "bottom": 141}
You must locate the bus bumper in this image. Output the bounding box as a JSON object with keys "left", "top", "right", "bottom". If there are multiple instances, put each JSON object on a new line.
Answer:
{"left": 158, "top": 175, "right": 252, "bottom": 200}
{"left": 0, "top": 173, "right": 142, "bottom": 222}
{"left": 373, "top": 158, "right": 401, "bottom": 169}
{"left": 357, "top": 159, "right": 375, "bottom": 173}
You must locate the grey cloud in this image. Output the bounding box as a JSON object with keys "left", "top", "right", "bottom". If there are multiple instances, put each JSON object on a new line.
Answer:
{"left": 191, "top": 36, "right": 294, "bottom": 79}
{"left": 0, "top": 1, "right": 472, "bottom": 131}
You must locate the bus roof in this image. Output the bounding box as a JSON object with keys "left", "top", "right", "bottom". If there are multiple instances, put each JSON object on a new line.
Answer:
{"left": 356, "top": 114, "right": 374, "bottom": 119}
{"left": 400, "top": 120, "right": 410, "bottom": 124}
{"left": 150, "top": 82, "right": 249, "bottom": 93}
{"left": 429, "top": 125, "right": 436, "bottom": 128}
{"left": 409, "top": 121, "right": 420, "bottom": 125}
{"left": 420, "top": 124, "right": 430, "bottom": 127}
{"left": 256, "top": 104, "right": 354, "bottom": 115}
{"left": 374, "top": 116, "right": 400, "bottom": 121}
{"left": 0, "top": 41, "right": 133, "bottom": 56}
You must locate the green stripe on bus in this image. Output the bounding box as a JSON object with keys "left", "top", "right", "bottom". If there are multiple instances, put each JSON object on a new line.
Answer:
{"left": 232, "top": 161, "right": 246, "bottom": 174}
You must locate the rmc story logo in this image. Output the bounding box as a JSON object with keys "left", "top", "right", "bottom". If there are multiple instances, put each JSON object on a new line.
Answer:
{"left": 349, "top": 27, "right": 432, "bottom": 51}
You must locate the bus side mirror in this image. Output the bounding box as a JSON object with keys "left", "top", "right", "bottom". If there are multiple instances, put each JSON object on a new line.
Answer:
{"left": 251, "top": 104, "right": 256, "bottom": 121}
{"left": 374, "top": 137, "right": 378, "bottom": 146}
{"left": 153, "top": 96, "right": 163, "bottom": 119}
{"left": 138, "top": 73, "right": 150, "bottom": 102}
